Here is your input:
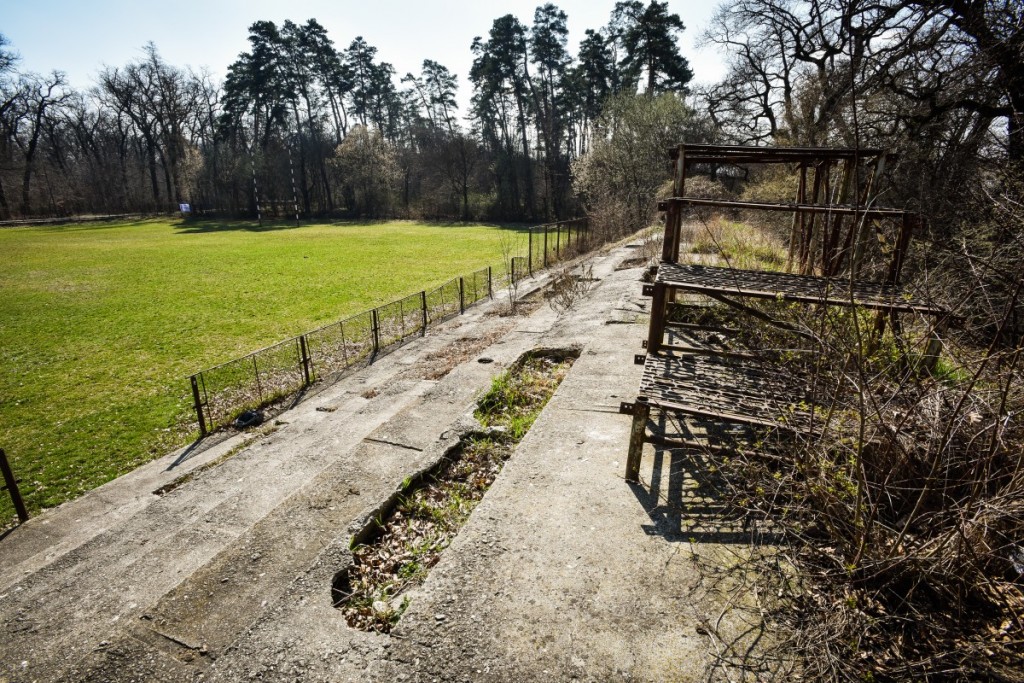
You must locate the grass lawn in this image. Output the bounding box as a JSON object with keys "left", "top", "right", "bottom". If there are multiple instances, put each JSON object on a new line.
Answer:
{"left": 0, "top": 218, "right": 520, "bottom": 527}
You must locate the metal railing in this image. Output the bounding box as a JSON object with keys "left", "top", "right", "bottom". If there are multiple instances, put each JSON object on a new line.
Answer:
{"left": 187, "top": 217, "right": 591, "bottom": 436}
{"left": 189, "top": 266, "right": 493, "bottom": 434}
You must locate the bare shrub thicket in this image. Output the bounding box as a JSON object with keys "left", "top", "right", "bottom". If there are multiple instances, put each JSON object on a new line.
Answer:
{"left": 681, "top": 188, "right": 1024, "bottom": 681}
{"left": 547, "top": 261, "right": 595, "bottom": 314}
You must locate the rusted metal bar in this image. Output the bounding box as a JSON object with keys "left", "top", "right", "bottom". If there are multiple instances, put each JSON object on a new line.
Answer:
{"left": 668, "top": 196, "right": 906, "bottom": 218}
{"left": 662, "top": 199, "right": 681, "bottom": 262}
{"left": 664, "top": 321, "right": 742, "bottom": 335}
{"left": 852, "top": 153, "right": 887, "bottom": 277}
{"left": 643, "top": 396, "right": 808, "bottom": 432}
{"left": 787, "top": 163, "right": 806, "bottom": 273}
{"left": 0, "top": 448, "right": 29, "bottom": 523}
{"left": 420, "top": 290, "right": 428, "bottom": 335}
{"left": 672, "top": 144, "right": 687, "bottom": 262}
{"left": 625, "top": 400, "right": 651, "bottom": 482}
{"left": 646, "top": 283, "right": 669, "bottom": 354}
{"left": 299, "top": 335, "right": 312, "bottom": 385}
{"left": 371, "top": 308, "right": 380, "bottom": 355}
{"left": 703, "top": 292, "right": 817, "bottom": 341}
{"left": 657, "top": 344, "right": 803, "bottom": 360}
{"left": 802, "top": 162, "right": 825, "bottom": 274}
{"left": 668, "top": 143, "right": 888, "bottom": 163}
{"left": 190, "top": 374, "right": 208, "bottom": 437}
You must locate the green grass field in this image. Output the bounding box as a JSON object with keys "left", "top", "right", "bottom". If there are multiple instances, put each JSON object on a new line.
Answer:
{"left": 0, "top": 218, "right": 519, "bottom": 527}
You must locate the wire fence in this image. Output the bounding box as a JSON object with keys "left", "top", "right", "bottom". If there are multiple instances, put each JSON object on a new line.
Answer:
{"left": 188, "top": 218, "right": 590, "bottom": 435}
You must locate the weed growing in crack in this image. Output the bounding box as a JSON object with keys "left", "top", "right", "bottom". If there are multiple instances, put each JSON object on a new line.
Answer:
{"left": 338, "top": 351, "right": 576, "bottom": 632}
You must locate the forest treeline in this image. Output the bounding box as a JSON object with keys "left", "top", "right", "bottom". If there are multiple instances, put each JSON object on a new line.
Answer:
{"left": 0, "top": 0, "right": 1020, "bottom": 238}
{"left": 0, "top": 1, "right": 695, "bottom": 223}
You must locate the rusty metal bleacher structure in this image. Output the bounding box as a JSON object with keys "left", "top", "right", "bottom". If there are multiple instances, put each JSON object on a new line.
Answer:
{"left": 621, "top": 143, "right": 949, "bottom": 482}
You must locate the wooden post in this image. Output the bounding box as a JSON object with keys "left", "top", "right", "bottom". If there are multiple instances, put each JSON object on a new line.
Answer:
{"left": 420, "top": 290, "right": 428, "bottom": 335}
{"left": 459, "top": 277, "right": 465, "bottom": 314}
{"left": 625, "top": 402, "right": 651, "bottom": 483}
{"left": 1, "top": 449, "right": 29, "bottom": 523}
{"left": 543, "top": 225, "right": 548, "bottom": 268}
{"left": 190, "top": 374, "right": 207, "bottom": 437}
{"left": 487, "top": 266, "right": 493, "bottom": 299}
{"left": 556, "top": 222, "right": 561, "bottom": 259}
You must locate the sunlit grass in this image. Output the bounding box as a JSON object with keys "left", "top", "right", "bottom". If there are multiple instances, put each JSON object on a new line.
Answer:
{"left": 685, "top": 216, "right": 787, "bottom": 271}
{"left": 0, "top": 217, "right": 518, "bottom": 526}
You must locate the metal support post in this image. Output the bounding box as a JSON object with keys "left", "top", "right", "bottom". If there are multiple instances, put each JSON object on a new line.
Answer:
{"left": 420, "top": 290, "right": 428, "bottom": 335}
{"left": 528, "top": 228, "right": 533, "bottom": 274}
{"left": 371, "top": 309, "right": 380, "bottom": 355}
{"left": 299, "top": 335, "right": 312, "bottom": 385}
{"left": 625, "top": 402, "right": 651, "bottom": 483}
{"left": 1, "top": 448, "right": 30, "bottom": 523}
{"left": 190, "top": 375, "right": 207, "bottom": 436}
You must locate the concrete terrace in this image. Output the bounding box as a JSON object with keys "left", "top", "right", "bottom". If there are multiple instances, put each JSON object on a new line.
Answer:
{"left": 0, "top": 239, "right": 768, "bottom": 683}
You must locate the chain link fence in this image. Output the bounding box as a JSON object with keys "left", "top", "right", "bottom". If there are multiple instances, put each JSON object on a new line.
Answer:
{"left": 188, "top": 219, "right": 591, "bottom": 435}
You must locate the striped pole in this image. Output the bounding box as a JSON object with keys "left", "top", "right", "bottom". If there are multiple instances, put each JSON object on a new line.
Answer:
{"left": 287, "top": 143, "right": 300, "bottom": 227}
{"left": 250, "top": 150, "right": 263, "bottom": 227}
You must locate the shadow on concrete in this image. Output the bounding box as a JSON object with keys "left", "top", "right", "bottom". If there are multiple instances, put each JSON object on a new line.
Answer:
{"left": 630, "top": 411, "right": 785, "bottom": 545}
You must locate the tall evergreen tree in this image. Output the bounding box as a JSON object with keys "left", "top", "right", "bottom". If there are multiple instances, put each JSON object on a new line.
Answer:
{"left": 610, "top": 1, "right": 692, "bottom": 94}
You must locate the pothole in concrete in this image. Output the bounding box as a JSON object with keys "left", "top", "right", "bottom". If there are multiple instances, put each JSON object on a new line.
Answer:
{"left": 332, "top": 347, "right": 580, "bottom": 633}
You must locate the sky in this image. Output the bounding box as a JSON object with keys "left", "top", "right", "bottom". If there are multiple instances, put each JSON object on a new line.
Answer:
{"left": 2, "top": 0, "right": 728, "bottom": 111}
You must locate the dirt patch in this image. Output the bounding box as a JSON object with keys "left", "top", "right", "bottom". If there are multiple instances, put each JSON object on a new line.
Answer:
{"left": 406, "top": 323, "right": 515, "bottom": 381}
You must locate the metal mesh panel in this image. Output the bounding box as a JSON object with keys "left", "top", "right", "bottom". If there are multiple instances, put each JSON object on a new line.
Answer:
{"left": 376, "top": 291, "right": 424, "bottom": 349}
{"left": 188, "top": 229, "right": 590, "bottom": 436}
{"left": 426, "top": 278, "right": 461, "bottom": 324}
{"left": 511, "top": 256, "right": 528, "bottom": 283}
{"left": 463, "top": 268, "right": 490, "bottom": 307}
{"left": 305, "top": 310, "right": 374, "bottom": 380}
{"left": 199, "top": 337, "right": 303, "bottom": 429}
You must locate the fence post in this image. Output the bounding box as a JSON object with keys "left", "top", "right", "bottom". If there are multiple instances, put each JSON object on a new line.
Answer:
{"left": 0, "top": 448, "right": 29, "bottom": 523}
{"left": 543, "top": 225, "right": 548, "bottom": 268}
{"left": 299, "top": 335, "right": 312, "bottom": 386}
{"left": 458, "top": 277, "right": 465, "bottom": 314}
{"left": 190, "top": 375, "right": 208, "bottom": 437}
{"left": 556, "top": 222, "right": 561, "bottom": 259}
{"left": 488, "top": 266, "right": 493, "bottom": 299}
{"left": 252, "top": 355, "right": 263, "bottom": 403}
{"left": 371, "top": 308, "right": 380, "bottom": 355}
{"left": 420, "top": 290, "right": 428, "bottom": 335}
{"left": 528, "top": 228, "right": 533, "bottom": 275}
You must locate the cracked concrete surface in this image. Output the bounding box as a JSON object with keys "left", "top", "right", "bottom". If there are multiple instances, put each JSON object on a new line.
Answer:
{"left": 0, "top": 239, "right": 768, "bottom": 682}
